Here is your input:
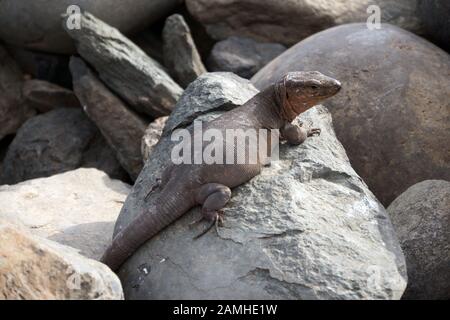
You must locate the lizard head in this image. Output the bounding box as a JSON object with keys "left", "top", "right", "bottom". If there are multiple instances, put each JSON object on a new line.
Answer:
{"left": 275, "top": 71, "right": 341, "bottom": 121}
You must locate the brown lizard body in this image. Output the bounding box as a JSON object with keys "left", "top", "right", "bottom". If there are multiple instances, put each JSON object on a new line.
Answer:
{"left": 101, "top": 71, "right": 341, "bottom": 271}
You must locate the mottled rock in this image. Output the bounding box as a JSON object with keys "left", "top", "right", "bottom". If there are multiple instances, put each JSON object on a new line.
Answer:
{"left": 0, "top": 168, "right": 130, "bottom": 260}
{"left": 208, "top": 36, "right": 286, "bottom": 78}
{"left": 252, "top": 24, "right": 450, "bottom": 206}
{"left": 0, "top": 108, "right": 126, "bottom": 185}
{"left": 0, "top": 222, "right": 123, "bottom": 300}
{"left": 142, "top": 117, "right": 168, "bottom": 162}
{"left": 23, "top": 79, "right": 80, "bottom": 113}
{"left": 186, "top": 0, "right": 424, "bottom": 46}
{"left": 387, "top": 180, "right": 450, "bottom": 300}
{"left": 70, "top": 57, "right": 147, "bottom": 181}
{"left": 418, "top": 0, "right": 450, "bottom": 51}
{"left": 163, "top": 14, "right": 207, "bottom": 88}
{"left": 65, "top": 12, "right": 183, "bottom": 117}
{"left": 115, "top": 74, "right": 406, "bottom": 300}
{"left": 0, "top": 45, "right": 35, "bottom": 141}
{"left": 0, "top": 0, "right": 183, "bottom": 54}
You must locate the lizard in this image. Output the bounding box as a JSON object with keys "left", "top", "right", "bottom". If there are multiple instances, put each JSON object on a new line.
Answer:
{"left": 101, "top": 71, "right": 341, "bottom": 271}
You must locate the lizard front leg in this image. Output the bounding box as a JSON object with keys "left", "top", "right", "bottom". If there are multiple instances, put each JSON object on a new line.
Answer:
{"left": 281, "top": 122, "right": 321, "bottom": 146}
{"left": 192, "top": 183, "right": 231, "bottom": 239}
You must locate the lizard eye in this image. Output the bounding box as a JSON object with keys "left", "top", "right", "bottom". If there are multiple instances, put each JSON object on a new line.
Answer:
{"left": 310, "top": 85, "right": 319, "bottom": 90}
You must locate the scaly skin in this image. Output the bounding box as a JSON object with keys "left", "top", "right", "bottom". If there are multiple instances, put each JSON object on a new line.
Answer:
{"left": 101, "top": 71, "right": 341, "bottom": 271}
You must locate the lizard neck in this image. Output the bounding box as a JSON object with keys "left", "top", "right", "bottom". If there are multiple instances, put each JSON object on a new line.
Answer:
{"left": 253, "top": 86, "right": 288, "bottom": 129}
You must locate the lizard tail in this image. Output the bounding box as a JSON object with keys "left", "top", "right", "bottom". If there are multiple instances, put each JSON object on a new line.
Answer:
{"left": 101, "top": 191, "right": 193, "bottom": 271}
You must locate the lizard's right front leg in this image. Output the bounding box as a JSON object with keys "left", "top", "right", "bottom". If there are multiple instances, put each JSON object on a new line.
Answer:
{"left": 193, "top": 183, "right": 231, "bottom": 239}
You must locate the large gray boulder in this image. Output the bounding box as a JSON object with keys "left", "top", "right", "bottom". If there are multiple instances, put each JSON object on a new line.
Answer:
{"left": 70, "top": 57, "right": 147, "bottom": 181}
{"left": 163, "top": 14, "right": 207, "bottom": 88}
{"left": 0, "top": 45, "right": 35, "bottom": 141}
{"left": 387, "top": 180, "right": 450, "bottom": 300}
{"left": 0, "top": 222, "right": 123, "bottom": 300}
{"left": 0, "top": 0, "right": 183, "bottom": 54}
{"left": 186, "top": 0, "right": 423, "bottom": 46}
{"left": 65, "top": 12, "right": 183, "bottom": 118}
{"left": 208, "top": 36, "right": 286, "bottom": 79}
{"left": 0, "top": 108, "right": 127, "bottom": 185}
{"left": 0, "top": 168, "right": 130, "bottom": 260}
{"left": 114, "top": 73, "right": 406, "bottom": 300}
{"left": 252, "top": 24, "right": 450, "bottom": 206}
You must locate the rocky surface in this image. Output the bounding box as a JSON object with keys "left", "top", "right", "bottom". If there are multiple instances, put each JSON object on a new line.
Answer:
{"left": 0, "top": 108, "right": 127, "bottom": 185}
{"left": 252, "top": 23, "right": 450, "bottom": 206}
{"left": 23, "top": 79, "right": 80, "bottom": 113}
{"left": 0, "top": 168, "right": 130, "bottom": 260}
{"left": 0, "top": 222, "right": 123, "bottom": 300}
{"left": 65, "top": 12, "right": 183, "bottom": 118}
{"left": 387, "top": 180, "right": 450, "bottom": 300}
{"left": 186, "top": 0, "right": 424, "bottom": 46}
{"left": 163, "top": 14, "right": 207, "bottom": 88}
{"left": 0, "top": 0, "right": 183, "bottom": 54}
{"left": 114, "top": 73, "right": 406, "bottom": 300}
{"left": 208, "top": 36, "right": 286, "bottom": 78}
{"left": 70, "top": 57, "right": 147, "bottom": 181}
{"left": 0, "top": 45, "right": 35, "bottom": 141}
{"left": 142, "top": 117, "right": 168, "bottom": 162}
{"left": 418, "top": 0, "right": 450, "bottom": 52}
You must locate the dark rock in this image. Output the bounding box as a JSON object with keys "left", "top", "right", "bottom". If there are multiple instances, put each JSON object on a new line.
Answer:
{"left": 387, "top": 180, "right": 450, "bottom": 300}
{"left": 65, "top": 12, "right": 183, "bottom": 118}
{"left": 0, "top": 0, "right": 183, "bottom": 54}
{"left": 23, "top": 79, "right": 80, "bottom": 113}
{"left": 0, "top": 45, "right": 35, "bottom": 141}
{"left": 418, "top": 0, "right": 450, "bottom": 52}
{"left": 252, "top": 24, "right": 450, "bottom": 206}
{"left": 0, "top": 108, "right": 126, "bottom": 185}
{"left": 186, "top": 0, "right": 424, "bottom": 46}
{"left": 208, "top": 36, "right": 286, "bottom": 78}
{"left": 163, "top": 14, "right": 207, "bottom": 88}
{"left": 131, "top": 30, "right": 165, "bottom": 65}
{"left": 70, "top": 57, "right": 147, "bottom": 181}
{"left": 114, "top": 73, "right": 406, "bottom": 299}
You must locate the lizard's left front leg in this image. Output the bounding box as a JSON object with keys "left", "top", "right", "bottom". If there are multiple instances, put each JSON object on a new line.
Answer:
{"left": 281, "top": 122, "right": 321, "bottom": 146}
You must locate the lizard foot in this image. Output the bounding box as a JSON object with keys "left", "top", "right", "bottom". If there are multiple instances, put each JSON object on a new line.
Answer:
{"left": 144, "top": 178, "right": 161, "bottom": 200}
{"left": 307, "top": 128, "right": 321, "bottom": 137}
{"left": 193, "top": 210, "right": 224, "bottom": 240}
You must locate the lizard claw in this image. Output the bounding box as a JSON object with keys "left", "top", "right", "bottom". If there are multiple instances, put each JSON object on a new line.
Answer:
{"left": 144, "top": 178, "right": 161, "bottom": 200}
{"left": 307, "top": 128, "right": 321, "bottom": 137}
{"left": 193, "top": 210, "right": 224, "bottom": 240}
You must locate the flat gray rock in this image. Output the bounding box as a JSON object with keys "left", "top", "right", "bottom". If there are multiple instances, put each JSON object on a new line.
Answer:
{"left": 163, "top": 14, "right": 207, "bottom": 88}
{"left": 388, "top": 180, "right": 450, "bottom": 300}
{"left": 65, "top": 12, "right": 183, "bottom": 117}
{"left": 252, "top": 23, "right": 450, "bottom": 206}
{"left": 208, "top": 36, "right": 286, "bottom": 78}
{"left": 70, "top": 57, "right": 147, "bottom": 181}
{"left": 0, "top": 0, "right": 182, "bottom": 54}
{"left": 0, "top": 108, "right": 127, "bottom": 185}
{"left": 114, "top": 73, "right": 406, "bottom": 300}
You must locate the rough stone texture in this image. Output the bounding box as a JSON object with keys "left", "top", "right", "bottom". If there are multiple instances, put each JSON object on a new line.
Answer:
{"left": 131, "top": 30, "right": 165, "bottom": 65}
{"left": 252, "top": 24, "right": 450, "bottom": 206}
{"left": 23, "top": 79, "right": 80, "bottom": 113}
{"left": 0, "top": 0, "right": 183, "bottom": 54}
{"left": 186, "top": 0, "right": 424, "bottom": 46}
{"left": 65, "top": 12, "right": 183, "bottom": 118}
{"left": 418, "top": 0, "right": 450, "bottom": 52}
{"left": 208, "top": 36, "right": 286, "bottom": 78}
{"left": 70, "top": 57, "right": 147, "bottom": 181}
{"left": 114, "top": 73, "right": 406, "bottom": 300}
{"left": 163, "top": 14, "right": 207, "bottom": 88}
{"left": 0, "top": 108, "right": 127, "bottom": 185}
{"left": 142, "top": 117, "right": 168, "bottom": 162}
{"left": 0, "top": 45, "right": 35, "bottom": 141}
{"left": 0, "top": 222, "right": 124, "bottom": 300}
{"left": 0, "top": 168, "right": 130, "bottom": 260}
{"left": 387, "top": 180, "right": 450, "bottom": 300}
